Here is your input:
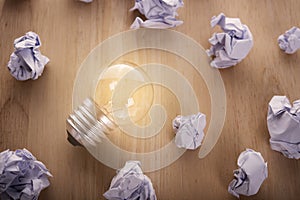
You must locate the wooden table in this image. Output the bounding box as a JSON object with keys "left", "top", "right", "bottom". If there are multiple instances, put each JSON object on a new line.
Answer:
{"left": 0, "top": 0, "right": 299, "bottom": 199}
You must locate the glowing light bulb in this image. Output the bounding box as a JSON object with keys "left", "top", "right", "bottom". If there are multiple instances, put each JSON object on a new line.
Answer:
{"left": 94, "top": 62, "right": 154, "bottom": 126}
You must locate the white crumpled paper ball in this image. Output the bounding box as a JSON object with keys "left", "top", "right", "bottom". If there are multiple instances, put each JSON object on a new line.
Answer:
{"left": 172, "top": 112, "right": 206, "bottom": 150}
{"left": 7, "top": 31, "right": 49, "bottom": 81}
{"left": 103, "top": 161, "right": 157, "bottom": 200}
{"left": 78, "top": 0, "right": 93, "bottom": 3}
{"left": 0, "top": 148, "right": 52, "bottom": 200}
{"left": 278, "top": 26, "right": 300, "bottom": 54}
{"left": 130, "top": 0, "right": 184, "bottom": 29}
{"left": 228, "top": 149, "right": 268, "bottom": 198}
{"left": 267, "top": 95, "right": 300, "bottom": 159}
{"left": 206, "top": 13, "right": 253, "bottom": 69}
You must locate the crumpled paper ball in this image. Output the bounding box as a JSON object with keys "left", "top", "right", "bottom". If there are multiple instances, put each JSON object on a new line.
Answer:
{"left": 267, "top": 95, "right": 300, "bottom": 159}
{"left": 172, "top": 112, "right": 206, "bottom": 150}
{"left": 130, "top": 0, "right": 184, "bottom": 29}
{"left": 228, "top": 149, "right": 268, "bottom": 198}
{"left": 7, "top": 31, "right": 49, "bottom": 81}
{"left": 78, "top": 0, "right": 93, "bottom": 3}
{"left": 103, "top": 161, "right": 157, "bottom": 200}
{"left": 278, "top": 26, "right": 300, "bottom": 54}
{"left": 206, "top": 13, "right": 253, "bottom": 69}
{"left": 0, "top": 149, "right": 52, "bottom": 200}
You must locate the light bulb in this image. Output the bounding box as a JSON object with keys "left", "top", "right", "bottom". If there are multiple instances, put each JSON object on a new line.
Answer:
{"left": 94, "top": 62, "right": 154, "bottom": 126}
{"left": 67, "top": 62, "right": 154, "bottom": 146}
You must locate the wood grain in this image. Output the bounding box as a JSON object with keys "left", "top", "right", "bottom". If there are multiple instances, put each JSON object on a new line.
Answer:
{"left": 0, "top": 0, "right": 299, "bottom": 199}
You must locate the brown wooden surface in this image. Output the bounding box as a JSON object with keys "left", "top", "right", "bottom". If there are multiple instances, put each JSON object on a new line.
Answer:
{"left": 0, "top": 0, "right": 300, "bottom": 199}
